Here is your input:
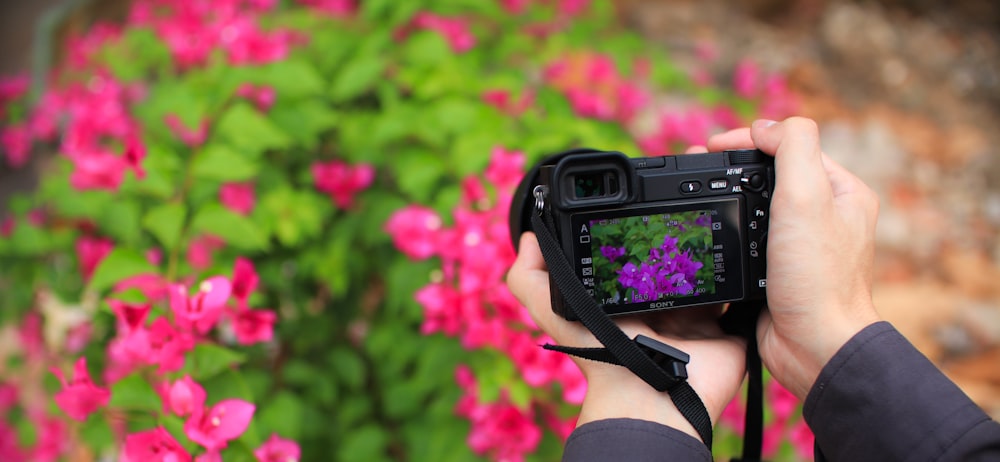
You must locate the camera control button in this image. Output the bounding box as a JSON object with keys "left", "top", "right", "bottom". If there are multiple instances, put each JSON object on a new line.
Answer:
{"left": 709, "top": 178, "right": 728, "bottom": 190}
{"left": 679, "top": 181, "right": 702, "bottom": 194}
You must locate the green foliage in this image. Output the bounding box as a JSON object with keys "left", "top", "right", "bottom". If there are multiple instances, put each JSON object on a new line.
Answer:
{"left": 0, "top": 0, "right": 791, "bottom": 460}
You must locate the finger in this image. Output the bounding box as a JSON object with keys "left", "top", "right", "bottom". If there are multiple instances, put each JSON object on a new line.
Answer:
{"left": 506, "top": 232, "right": 550, "bottom": 306}
{"left": 751, "top": 117, "right": 833, "bottom": 204}
{"left": 706, "top": 128, "right": 753, "bottom": 152}
{"left": 684, "top": 145, "right": 708, "bottom": 154}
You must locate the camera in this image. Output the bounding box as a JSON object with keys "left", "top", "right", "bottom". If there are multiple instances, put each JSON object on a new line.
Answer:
{"left": 510, "top": 149, "right": 773, "bottom": 320}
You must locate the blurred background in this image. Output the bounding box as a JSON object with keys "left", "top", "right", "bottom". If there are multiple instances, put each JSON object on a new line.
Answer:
{"left": 0, "top": 0, "right": 998, "bottom": 460}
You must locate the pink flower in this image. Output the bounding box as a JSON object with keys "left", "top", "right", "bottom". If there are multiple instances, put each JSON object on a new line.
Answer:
{"left": 195, "top": 451, "right": 222, "bottom": 462}
{"left": 484, "top": 146, "right": 526, "bottom": 191}
{"left": 312, "top": 160, "right": 375, "bottom": 209}
{"left": 108, "top": 300, "right": 151, "bottom": 334}
{"left": 384, "top": 206, "right": 442, "bottom": 260}
{"left": 481, "top": 89, "right": 534, "bottom": 116}
{"left": 0, "top": 74, "right": 29, "bottom": 103}
{"left": 231, "top": 257, "right": 259, "bottom": 307}
{"left": 27, "top": 413, "right": 68, "bottom": 462}
{"left": 165, "top": 114, "right": 209, "bottom": 147}
{"left": 123, "top": 135, "right": 147, "bottom": 179}
{"left": 767, "top": 379, "right": 799, "bottom": 422}
{"left": 733, "top": 59, "right": 761, "bottom": 98}
{"left": 184, "top": 399, "right": 255, "bottom": 451}
{"left": 147, "top": 318, "right": 195, "bottom": 373}
{"left": 187, "top": 234, "right": 225, "bottom": 270}
{"left": 454, "top": 370, "right": 542, "bottom": 462}
{"left": 220, "top": 182, "right": 256, "bottom": 216}
{"left": 114, "top": 273, "right": 170, "bottom": 302}
{"left": 0, "top": 217, "right": 13, "bottom": 238}
{"left": 762, "top": 419, "right": 784, "bottom": 458}
{"left": 506, "top": 332, "right": 563, "bottom": 387}
{"left": 0, "top": 383, "right": 17, "bottom": 413}
{"left": 231, "top": 308, "right": 277, "bottom": 345}
{"left": 720, "top": 395, "right": 745, "bottom": 434}
{"left": 68, "top": 151, "right": 125, "bottom": 191}
{"left": 557, "top": 0, "right": 591, "bottom": 17}
{"left": 1, "top": 124, "right": 32, "bottom": 168}
{"left": 76, "top": 236, "right": 114, "bottom": 282}
{"left": 789, "top": 419, "right": 815, "bottom": 459}
{"left": 298, "top": 0, "right": 356, "bottom": 16}
{"left": 123, "top": 427, "right": 192, "bottom": 462}
{"left": 50, "top": 357, "right": 111, "bottom": 421}
{"left": 415, "top": 282, "right": 464, "bottom": 336}
{"left": 254, "top": 434, "right": 301, "bottom": 462}
{"left": 167, "top": 376, "right": 207, "bottom": 417}
{"left": 236, "top": 84, "right": 276, "bottom": 112}
{"left": 170, "top": 276, "right": 232, "bottom": 334}
{"left": 0, "top": 421, "right": 26, "bottom": 461}
{"left": 410, "top": 12, "right": 476, "bottom": 53}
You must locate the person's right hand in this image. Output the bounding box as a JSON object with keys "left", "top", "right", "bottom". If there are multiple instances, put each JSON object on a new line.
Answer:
{"left": 706, "top": 117, "right": 882, "bottom": 399}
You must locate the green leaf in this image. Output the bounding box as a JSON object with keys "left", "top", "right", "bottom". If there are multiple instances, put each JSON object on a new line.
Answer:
{"left": 329, "top": 55, "right": 386, "bottom": 102}
{"left": 328, "top": 347, "right": 367, "bottom": 391}
{"left": 338, "top": 425, "right": 389, "bottom": 461}
{"left": 258, "top": 391, "right": 305, "bottom": 440}
{"left": 191, "top": 144, "right": 259, "bottom": 182}
{"left": 269, "top": 100, "right": 339, "bottom": 150}
{"left": 258, "top": 188, "right": 327, "bottom": 248}
{"left": 87, "top": 248, "right": 159, "bottom": 294}
{"left": 190, "top": 203, "right": 269, "bottom": 251}
{"left": 261, "top": 59, "right": 326, "bottom": 99}
{"left": 99, "top": 200, "right": 143, "bottom": 245}
{"left": 184, "top": 343, "right": 247, "bottom": 381}
{"left": 390, "top": 148, "right": 447, "bottom": 204}
{"left": 216, "top": 103, "right": 291, "bottom": 157}
{"left": 142, "top": 202, "right": 187, "bottom": 251}
{"left": 108, "top": 372, "right": 161, "bottom": 411}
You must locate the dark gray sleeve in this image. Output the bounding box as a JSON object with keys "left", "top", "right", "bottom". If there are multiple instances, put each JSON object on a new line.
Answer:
{"left": 804, "top": 321, "right": 1000, "bottom": 461}
{"left": 562, "top": 418, "right": 711, "bottom": 462}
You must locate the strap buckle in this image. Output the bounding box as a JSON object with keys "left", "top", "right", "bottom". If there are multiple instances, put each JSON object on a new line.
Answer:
{"left": 634, "top": 335, "right": 689, "bottom": 385}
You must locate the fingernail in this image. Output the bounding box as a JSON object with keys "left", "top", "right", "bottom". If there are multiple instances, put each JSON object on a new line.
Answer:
{"left": 753, "top": 119, "right": 778, "bottom": 129}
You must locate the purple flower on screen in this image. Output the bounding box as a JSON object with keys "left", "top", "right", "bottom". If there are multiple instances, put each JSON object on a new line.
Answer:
{"left": 600, "top": 246, "right": 626, "bottom": 261}
{"left": 695, "top": 214, "right": 712, "bottom": 227}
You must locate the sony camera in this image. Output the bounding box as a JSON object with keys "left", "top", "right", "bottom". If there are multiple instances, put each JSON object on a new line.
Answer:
{"left": 510, "top": 148, "right": 774, "bottom": 320}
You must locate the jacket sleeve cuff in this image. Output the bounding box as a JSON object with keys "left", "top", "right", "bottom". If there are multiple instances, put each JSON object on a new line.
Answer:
{"left": 803, "top": 321, "right": 994, "bottom": 461}
{"left": 563, "top": 418, "right": 711, "bottom": 462}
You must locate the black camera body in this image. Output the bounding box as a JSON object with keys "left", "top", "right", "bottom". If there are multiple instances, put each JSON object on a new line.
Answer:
{"left": 510, "top": 149, "right": 773, "bottom": 320}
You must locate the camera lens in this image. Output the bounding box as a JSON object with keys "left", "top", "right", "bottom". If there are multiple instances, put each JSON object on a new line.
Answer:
{"left": 574, "top": 173, "right": 605, "bottom": 198}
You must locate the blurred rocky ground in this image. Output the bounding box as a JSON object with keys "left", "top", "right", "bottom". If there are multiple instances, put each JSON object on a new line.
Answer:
{"left": 2, "top": 0, "right": 998, "bottom": 417}
{"left": 617, "top": 0, "right": 1000, "bottom": 418}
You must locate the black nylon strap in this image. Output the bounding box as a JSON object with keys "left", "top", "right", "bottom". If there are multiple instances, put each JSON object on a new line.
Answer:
{"left": 720, "top": 302, "right": 765, "bottom": 462}
{"left": 530, "top": 210, "right": 714, "bottom": 448}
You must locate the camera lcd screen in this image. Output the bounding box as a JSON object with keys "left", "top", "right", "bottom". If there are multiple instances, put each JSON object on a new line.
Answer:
{"left": 570, "top": 197, "right": 745, "bottom": 315}
{"left": 588, "top": 211, "right": 715, "bottom": 305}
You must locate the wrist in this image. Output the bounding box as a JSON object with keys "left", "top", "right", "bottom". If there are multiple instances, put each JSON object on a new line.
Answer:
{"left": 577, "top": 372, "right": 702, "bottom": 443}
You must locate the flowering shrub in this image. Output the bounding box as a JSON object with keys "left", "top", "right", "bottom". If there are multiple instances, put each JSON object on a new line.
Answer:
{"left": 0, "top": 0, "right": 810, "bottom": 460}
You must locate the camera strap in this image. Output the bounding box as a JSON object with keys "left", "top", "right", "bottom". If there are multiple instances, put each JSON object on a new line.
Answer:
{"left": 529, "top": 194, "right": 765, "bottom": 460}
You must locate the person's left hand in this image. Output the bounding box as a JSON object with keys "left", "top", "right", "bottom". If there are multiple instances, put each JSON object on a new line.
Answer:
{"left": 507, "top": 229, "right": 747, "bottom": 443}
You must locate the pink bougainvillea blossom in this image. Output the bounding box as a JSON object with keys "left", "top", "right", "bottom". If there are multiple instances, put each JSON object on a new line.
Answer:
{"left": 0, "top": 74, "right": 28, "bottom": 104}
{"left": 236, "top": 83, "right": 276, "bottom": 112}
{"left": 167, "top": 375, "right": 207, "bottom": 417}
{"left": 220, "top": 182, "right": 256, "bottom": 216}
{"left": 231, "top": 257, "right": 259, "bottom": 307}
{"left": 407, "top": 12, "right": 476, "bottom": 53}
{"left": 187, "top": 234, "right": 225, "bottom": 270}
{"left": 455, "top": 367, "right": 542, "bottom": 462}
{"left": 147, "top": 317, "right": 196, "bottom": 374}
{"left": 164, "top": 114, "right": 210, "bottom": 148}
{"left": 297, "top": 0, "right": 356, "bottom": 16}
{"left": 731, "top": 59, "right": 798, "bottom": 120}
{"left": 384, "top": 205, "right": 443, "bottom": 260}
{"left": 544, "top": 53, "right": 649, "bottom": 122}
{"left": 76, "top": 236, "right": 114, "bottom": 282}
{"left": 1, "top": 124, "right": 32, "bottom": 168}
{"left": 484, "top": 146, "right": 525, "bottom": 191}
{"left": 170, "top": 276, "right": 232, "bottom": 335}
{"left": 312, "top": 160, "right": 374, "bottom": 209}
{"left": 767, "top": 379, "right": 799, "bottom": 422}
{"left": 195, "top": 451, "right": 222, "bottom": 462}
{"left": 789, "top": 419, "right": 815, "bottom": 459}
{"left": 50, "top": 357, "right": 111, "bottom": 422}
{"left": 114, "top": 273, "right": 171, "bottom": 303}
{"left": 27, "top": 413, "right": 69, "bottom": 462}
{"left": 481, "top": 89, "right": 534, "bottom": 116}
{"left": 254, "top": 433, "right": 301, "bottom": 462}
{"left": 123, "top": 427, "right": 192, "bottom": 462}
{"left": 231, "top": 308, "right": 277, "bottom": 345}
{"left": 184, "top": 399, "right": 255, "bottom": 451}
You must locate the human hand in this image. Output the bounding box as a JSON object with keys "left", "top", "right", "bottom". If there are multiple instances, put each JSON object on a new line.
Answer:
{"left": 507, "top": 232, "right": 747, "bottom": 443}
{"left": 704, "top": 117, "right": 882, "bottom": 399}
